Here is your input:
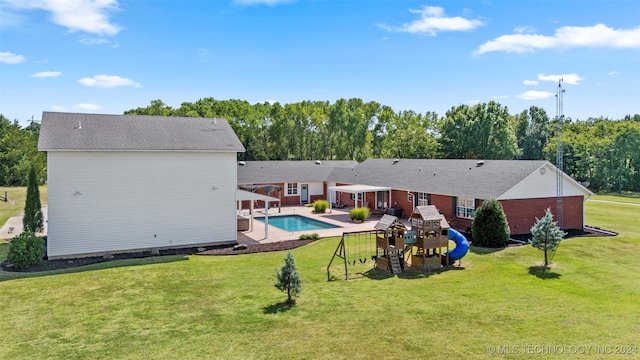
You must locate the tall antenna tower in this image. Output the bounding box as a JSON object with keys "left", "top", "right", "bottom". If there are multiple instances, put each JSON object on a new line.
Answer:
{"left": 555, "top": 79, "right": 565, "bottom": 229}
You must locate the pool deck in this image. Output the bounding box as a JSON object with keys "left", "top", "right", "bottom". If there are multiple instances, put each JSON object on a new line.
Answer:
{"left": 237, "top": 205, "right": 409, "bottom": 245}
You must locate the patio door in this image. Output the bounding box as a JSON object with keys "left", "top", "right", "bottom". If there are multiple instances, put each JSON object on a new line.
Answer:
{"left": 301, "top": 184, "right": 309, "bottom": 203}
{"left": 376, "top": 191, "right": 388, "bottom": 210}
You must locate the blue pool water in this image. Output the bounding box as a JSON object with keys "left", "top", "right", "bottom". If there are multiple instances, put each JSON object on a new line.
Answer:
{"left": 255, "top": 215, "right": 339, "bottom": 232}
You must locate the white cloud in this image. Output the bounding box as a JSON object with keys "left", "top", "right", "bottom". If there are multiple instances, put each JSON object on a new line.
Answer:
{"left": 0, "top": 51, "right": 25, "bottom": 64}
{"left": 523, "top": 80, "right": 539, "bottom": 85}
{"left": 233, "top": 0, "right": 294, "bottom": 5}
{"left": 513, "top": 26, "right": 537, "bottom": 34}
{"left": 0, "top": 6, "right": 26, "bottom": 26}
{"left": 78, "top": 75, "right": 142, "bottom": 88}
{"left": 79, "top": 35, "right": 112, "bottom": 45}
{"left": 607, "top": 70, "right": 620, "bottom": 75}
{"left": 378, "top": 5, "right": 483, "bottom": 35}
{"left": 468, "top": 99, "right": 481, "bottom": 105}
{"left": 537, "top": 73, "right": 583, "bottom": 85}
{"left": 3, "top": 0, "right": 121, "bottom": 36}
{"left": 493, "top": 95, "right": 509, "bottom": 100}
{"left": 476, "top": 23, "right": 640, "bottom": 54}
{"left": 51, "top": 105, "right": 66, "bottom": 111}
{"left": 32, "top": 71, "right": 62, "bottom": 78}
{"left": 74, "top": 103, "right": 101, "bottom": 111}
{"left": 516, "top": 90, "right": 554, "bottom": 100}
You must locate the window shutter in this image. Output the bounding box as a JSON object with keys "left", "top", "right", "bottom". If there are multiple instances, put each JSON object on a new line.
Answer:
{"left": 452, "top": 197, "right": 458, "bottom": 218}
{"left": 475, "top": 199, "right": 481, "bottom": 209}
{"left": 427, "top": 193, "right": 431, "bottom": 205}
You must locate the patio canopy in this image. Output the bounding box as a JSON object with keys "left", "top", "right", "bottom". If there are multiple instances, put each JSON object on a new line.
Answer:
{"left": 327, "top": 184, "right": 392, "bottom": 210}
{"left": 236, "top": 189, "right": 280, "bottom": 239}
{"left": 236, "top": 189, "right": 280, "bottom": 202}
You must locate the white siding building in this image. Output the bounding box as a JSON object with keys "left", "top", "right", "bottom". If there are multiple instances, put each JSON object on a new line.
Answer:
{"left": 39, "top": 112, "right": 245, "bottom": 259}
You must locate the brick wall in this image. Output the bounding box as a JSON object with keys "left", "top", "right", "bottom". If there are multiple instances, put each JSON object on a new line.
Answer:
{"left": 500, "top": 196, "right": 584, "bottom": 235}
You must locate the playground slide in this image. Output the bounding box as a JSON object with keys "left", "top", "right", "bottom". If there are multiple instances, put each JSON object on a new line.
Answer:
{"left": 446, "top": 229, "right": 469, "bottom": 264}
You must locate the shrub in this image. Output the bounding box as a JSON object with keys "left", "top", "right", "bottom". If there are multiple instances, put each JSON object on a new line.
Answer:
{"left": 299, "top": 233, "right": 320, "bottom": 240}
{"left": 471, "top": 199, "right": 510, "bottom": 247}
{"left": 313, "top": 200, "right": 329, "bottom": 213}
{"left": 7, "top": 232, "right": 46, "bottom": 269}
{"left": 349, "top": 207, "right": 370, "bottom": 222}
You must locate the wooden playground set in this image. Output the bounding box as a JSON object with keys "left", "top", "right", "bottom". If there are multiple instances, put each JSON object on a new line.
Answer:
{"left": 327, "top": 205, "right": 469, "bottom": 280}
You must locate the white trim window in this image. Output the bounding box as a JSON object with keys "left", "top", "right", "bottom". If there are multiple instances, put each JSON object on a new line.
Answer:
{"left": 457, "top": 197, "right": 475, "bottom": 219}
{"left": 416, "top": 192, "right": 429, "bottom": 206}
{"left": 287, "top": 183, "right": 298, "bottom": 196}
{"left": 350, "top": 193, "right": 363, "bottom": 201}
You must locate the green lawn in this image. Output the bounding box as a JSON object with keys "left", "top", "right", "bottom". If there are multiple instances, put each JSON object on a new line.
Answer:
{"left": 590, "top": 193, "right": 640, "bottom": 204}
{"left": 0, "top": 186, "right": 48, "bottom": 228}
{"left": 0, "top": 197, "right": 639, "bottom": 359}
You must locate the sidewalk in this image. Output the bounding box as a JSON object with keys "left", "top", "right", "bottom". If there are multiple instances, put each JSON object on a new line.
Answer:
{"left": 0, "top": 206, "right": 48, "bottom": 240}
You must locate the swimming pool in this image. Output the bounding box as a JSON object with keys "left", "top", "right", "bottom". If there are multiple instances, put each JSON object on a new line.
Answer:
{"left": 255, "top": 215, "right": 339, "bottom": 232}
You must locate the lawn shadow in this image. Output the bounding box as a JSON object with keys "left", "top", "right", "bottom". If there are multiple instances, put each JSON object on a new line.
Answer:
{"left": 0, "top": 255, "right": 189, "bottom": 282}
{"left": 469, "top": 246, "right": 505, "bottom": 255}
{"left": 263, "top": 301, "right": 295, "bottom": 314}
{"left": 363, "top": 265, "right": 466, "bottom": 280}
{"left": 528, "top": 265, "right": 562, "bottom": 280}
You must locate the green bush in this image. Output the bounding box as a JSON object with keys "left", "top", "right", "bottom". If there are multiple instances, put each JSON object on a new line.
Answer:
{"left": 349, "top": 207, "right": 370, "bottom": 222}
{"left": 299, "top": 233, "right": 320, "bottom": 240}
{"left": 471, "top": 199, "right": 510, "bottom": 247}
{"left": 7, "top": 232, "right": 46, "bottom": 269}
{"left": 313, "top": 200, "right": 329, "bottom": 213}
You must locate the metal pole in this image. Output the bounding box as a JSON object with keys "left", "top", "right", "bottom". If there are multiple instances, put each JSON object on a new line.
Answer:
{"left": 264, "top": 201, "right": 269, "bottom": 240}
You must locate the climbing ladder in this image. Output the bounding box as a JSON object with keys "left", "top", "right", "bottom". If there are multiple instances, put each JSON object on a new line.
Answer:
{"left": 388, "top": 251, "right": 402, "bottom": 274}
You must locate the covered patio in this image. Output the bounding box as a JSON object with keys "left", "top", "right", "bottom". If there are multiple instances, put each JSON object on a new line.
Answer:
{"left": 236, "top": 189, "right": 280, "bottom": 240}
{"left": 327, "top": 184, "right": 392, "bottom": 212}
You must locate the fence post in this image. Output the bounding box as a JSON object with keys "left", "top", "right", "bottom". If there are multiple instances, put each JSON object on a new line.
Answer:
{"left": 2, "top": 191, "right": 6, "bottom": 202}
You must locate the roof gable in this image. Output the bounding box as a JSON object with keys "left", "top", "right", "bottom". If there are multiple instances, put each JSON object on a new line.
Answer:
{"left": 497, "top": 162, "right": 593, "bottom": 199}
{"left": 38, "top": 112, "right": 245, "bottom": 152}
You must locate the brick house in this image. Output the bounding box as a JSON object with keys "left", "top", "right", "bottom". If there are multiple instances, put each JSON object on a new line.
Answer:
{"left": 238, "top": 158, "right": 593, "bottom": 235}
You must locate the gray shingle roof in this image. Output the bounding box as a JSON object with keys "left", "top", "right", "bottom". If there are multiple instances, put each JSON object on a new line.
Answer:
{"left": 38, "top": 112, "right": 245, "bottom": 152}
{"left": 329, "top": 158, "right": 549, "bottom": 200}
{"left": 237, "top": 160, "right": 358, "bottom": 184}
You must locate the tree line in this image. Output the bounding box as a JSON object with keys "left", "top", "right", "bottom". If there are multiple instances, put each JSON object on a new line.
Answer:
{"left": 0, "top": 98, "right": 637, "bottom": 192}
{"left": 0, "top": 115, "right": 45, "bottom": 186}
{"left": 126, "top": 98, "right": 639, "bottom": 193}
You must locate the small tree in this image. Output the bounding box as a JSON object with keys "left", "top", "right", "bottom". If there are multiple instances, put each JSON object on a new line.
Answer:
{"left": 530, "top": 208, "right": 566, "bottom": 266}
{"left": 471, "top": 199, "right": 510, "bottom": 247}
{"left": 274, "top": 251, "right": 302, "bottom": 304}
{"left": 23, "top": 164, "right": 43, "bottom": 233}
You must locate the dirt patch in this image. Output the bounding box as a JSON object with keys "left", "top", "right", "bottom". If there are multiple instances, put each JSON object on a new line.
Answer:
{"left": 1, "top": 239, "right": 316, "bottom": 273}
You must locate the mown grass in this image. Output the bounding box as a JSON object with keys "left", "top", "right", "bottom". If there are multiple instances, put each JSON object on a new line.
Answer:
{"left": 0, "top": 186, "right": 48, "bottom": 228}
{"left": 0, "top": 197, "right": 638, "bottom": 359}
{"left": 591, "top": 193, "right": 640, "bottom": 204}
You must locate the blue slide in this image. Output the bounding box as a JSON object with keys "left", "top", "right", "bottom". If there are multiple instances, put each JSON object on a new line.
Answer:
{"left": 446, "top": 229, "right": 469, "bottom": 264}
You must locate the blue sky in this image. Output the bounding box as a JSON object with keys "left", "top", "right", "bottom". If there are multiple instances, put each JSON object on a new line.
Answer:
{"left": 1, "top": 0, "right": 639, "bottom": 126}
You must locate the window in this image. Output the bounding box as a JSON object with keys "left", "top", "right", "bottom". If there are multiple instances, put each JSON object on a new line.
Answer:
{"left": 287, "top": 183, "right": 298, "bottom": 195}
{"left": 456, "top": 197, "right": 475, "bottom": 219}
{"left": 416, "top": 192, "right": 429, "bottom": 206}
{"left": 407, "top": 193, "right": 413, "bottom": 203}
{"left": 350, "top": 193, "right": 363, "bottom": 201}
